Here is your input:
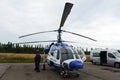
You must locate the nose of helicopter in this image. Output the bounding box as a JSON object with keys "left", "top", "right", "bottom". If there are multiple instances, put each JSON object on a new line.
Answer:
{"left": 69, "top": 60, "right": 83, "bottom": 69}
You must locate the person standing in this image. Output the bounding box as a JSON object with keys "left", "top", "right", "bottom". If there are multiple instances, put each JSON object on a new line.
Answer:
{"left": 35, "top": 50, "right": 41, "bottom": 72}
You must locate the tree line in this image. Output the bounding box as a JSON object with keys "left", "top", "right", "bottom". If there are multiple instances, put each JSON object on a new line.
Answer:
{"left": 0, "top": 42, "right": 45, "bottom": 54}
{"left": 0, "top": 42, "right": 91, "bottom": 54}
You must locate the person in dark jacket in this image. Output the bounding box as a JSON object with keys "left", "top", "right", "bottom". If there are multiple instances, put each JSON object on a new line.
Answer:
{"left": 35, "top": 50, "right": 41, "bottom": 72}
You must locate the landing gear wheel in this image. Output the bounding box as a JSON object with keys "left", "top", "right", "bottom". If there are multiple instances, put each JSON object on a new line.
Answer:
{"left": 60, "top": 70, "right": 68, "bottom": 78}
{"left": 63, "top": 73, "right": 68, "bottom": 78}
{"left": 60, "top": 71, "right": 64, "bottom": 76}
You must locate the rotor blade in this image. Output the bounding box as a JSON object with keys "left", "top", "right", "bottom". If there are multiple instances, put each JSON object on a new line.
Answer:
{"left": 62, "top": 40, "right": 75, "bottom": 43}
{"left": 13, "top": 40, "right": 57, "bottom": 44}
{"left": 19, "top": 30, "right": 57, "bottom": 38}
{"left": 59, "top": 2, "right": 73, "bottom": 28}
{"left": 62, "top": 30, "right": 97, "bottom": 41}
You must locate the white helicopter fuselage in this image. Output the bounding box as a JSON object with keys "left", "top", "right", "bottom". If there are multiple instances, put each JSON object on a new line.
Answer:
{"left": 47, "top": 43, "right": 86, "bottom": 70}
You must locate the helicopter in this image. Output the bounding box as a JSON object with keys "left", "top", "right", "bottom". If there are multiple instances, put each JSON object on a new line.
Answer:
{"left": 17, "top": 2, "right": 97, "bottom": 78}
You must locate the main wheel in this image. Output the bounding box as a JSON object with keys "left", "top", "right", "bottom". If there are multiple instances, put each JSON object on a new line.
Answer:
{"left": 61, "top": 70, "right": 69, "bottom": 78}
{"left": 63, "top": 74, "right": 68, "bottom": 78}
{"left": 60, "top": 71, "right": 64, "bottom": 76}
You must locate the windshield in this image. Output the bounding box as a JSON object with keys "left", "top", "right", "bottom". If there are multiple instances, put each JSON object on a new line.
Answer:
{"left": 72, "top": 48, "right": 80, "bottom": 59}
{"left": 77, "top": 49, "right": 85, "bottom": 58}
{"left": 113, "top": 51, "right": 120, "bottom": 57}
{"left": 60, "top": 48, "right": 74, "bottom": 62}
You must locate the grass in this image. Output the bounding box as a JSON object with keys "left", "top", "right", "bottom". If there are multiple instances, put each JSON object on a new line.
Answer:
{"left": 0, "top": 53, "right": 90, "bottom": 63}
{"left": 86, "top": 55, "right": 90, "bottom": 62}
{"left": 0, "top": 53, "right": 44, "bottom": 63}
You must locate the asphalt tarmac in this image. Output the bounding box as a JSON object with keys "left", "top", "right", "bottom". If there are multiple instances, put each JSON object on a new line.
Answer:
{"left": 0, "top": 62, "right": 120, "bottom": 80}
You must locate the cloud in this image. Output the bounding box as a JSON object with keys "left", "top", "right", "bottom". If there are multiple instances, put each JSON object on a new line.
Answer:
{"left": 0, "top": 0, "right": 120, "bottom": 49}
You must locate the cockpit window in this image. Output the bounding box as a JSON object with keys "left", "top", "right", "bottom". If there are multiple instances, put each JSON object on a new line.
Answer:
{"left": 60, "top": 48, "right": 74, "bottom": 62}
{"left": 77, "top": 49, "right": 85, "bottom": 59}
{"left": 72, "top": 49, "right": 80, "bottom": 59}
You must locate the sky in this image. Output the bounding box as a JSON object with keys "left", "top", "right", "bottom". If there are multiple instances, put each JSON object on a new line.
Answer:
{"left": 0, "top": 0, "right": 120, "bottom": 49}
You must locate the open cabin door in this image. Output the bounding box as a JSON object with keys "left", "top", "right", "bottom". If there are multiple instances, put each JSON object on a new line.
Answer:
{"left": 100, "top": 51, "right": 107, "bottom": 64}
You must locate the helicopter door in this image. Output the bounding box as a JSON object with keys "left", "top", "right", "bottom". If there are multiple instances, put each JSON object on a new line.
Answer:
{"left": 51, "top": 50, "right": 60, "bottom": 65}
{"left": 53, "top": 50, "right": 60, "bottom": 60}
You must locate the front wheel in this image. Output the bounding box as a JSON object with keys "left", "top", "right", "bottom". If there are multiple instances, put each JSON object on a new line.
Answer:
{"left": 61, "top": 71, "right": 69, "bottom": 78}
{"left": 114, "top": 63, "right": 120, "bottom": 68}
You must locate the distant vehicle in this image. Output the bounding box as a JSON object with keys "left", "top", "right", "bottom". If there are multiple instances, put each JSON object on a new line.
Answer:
{"left": 90, "top": 48, "right": 120, "bottom": 68}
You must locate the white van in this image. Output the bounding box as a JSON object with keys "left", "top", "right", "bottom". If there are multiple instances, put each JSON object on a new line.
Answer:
{"left": 90, "top": 49, "right": 120, "bottom": 68}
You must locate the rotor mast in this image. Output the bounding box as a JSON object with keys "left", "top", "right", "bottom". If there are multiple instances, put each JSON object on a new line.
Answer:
{"left": 58, "top": 28, "right": 62, "bottom": 43}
